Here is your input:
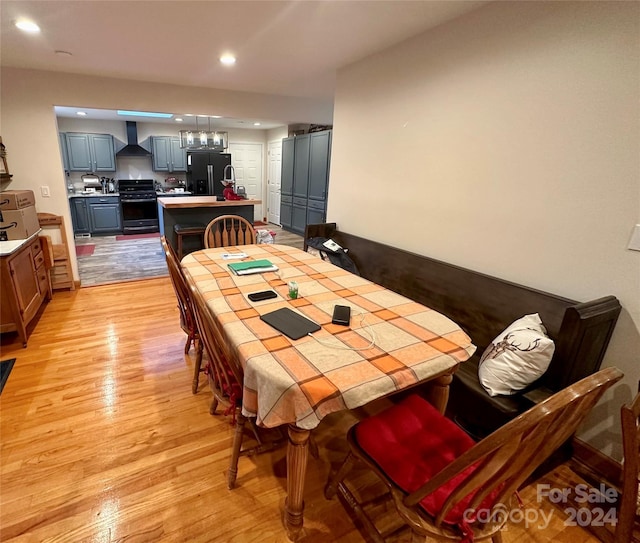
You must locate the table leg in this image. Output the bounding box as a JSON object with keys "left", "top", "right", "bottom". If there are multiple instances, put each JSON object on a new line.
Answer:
{"left": 285, "top": 424, "right": 310, "bottom": 541}
{"left": 424, "top": 366, "right": 456, "bottom": 414}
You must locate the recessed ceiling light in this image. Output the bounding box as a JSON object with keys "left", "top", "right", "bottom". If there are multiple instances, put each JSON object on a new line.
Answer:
{"left": 220, "top": 55, "right": 236, "bottom": 66}
{"left": 253, "top": 122, "right": 261, "bottom": 126}
{"left": 15, "top": 19, "right": 40, "bottom": 33}
{"left": 76, "top": 111, "right": 87, "bottom": 116}
{"left": 175, "top": 118, "right": 183, "bottom": 122}
{"left": 211, "top": 115, "right": 222, "bottom": 119}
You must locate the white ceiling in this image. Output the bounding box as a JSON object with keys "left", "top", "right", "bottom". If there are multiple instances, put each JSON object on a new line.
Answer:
{"left": 1, "top": 0, "right": 488, "bottom": 127}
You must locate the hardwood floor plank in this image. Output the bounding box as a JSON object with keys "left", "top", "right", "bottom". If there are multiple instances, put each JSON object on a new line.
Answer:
{"left": 0, "top": 266, "right": 605, "bottom": 543}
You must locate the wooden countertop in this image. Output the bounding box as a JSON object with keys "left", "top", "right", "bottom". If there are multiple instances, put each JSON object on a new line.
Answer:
{"left": 157, "top": 197, "right": 261, "bottom": 209}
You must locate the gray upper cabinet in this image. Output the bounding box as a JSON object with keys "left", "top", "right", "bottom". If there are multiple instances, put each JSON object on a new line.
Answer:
{"left": 279, "top": 137, "right": 295, "bottom": 229}
{"left": 65, "top": 133, "right": 116, "bottom": 172}
{"left": 308, "top": 131, "right": 331, "bottom": 202}
{"left": 281, "top": 137, "right": 295, "bottom": 196}
{"left": 292, "top": 134, "right": 310, "bottom": 199}
{"left": 59, "top": 133, "right": 69, "bottom": 171}
{"left": 151, "top": 136, "right": 187, "bottom": 172}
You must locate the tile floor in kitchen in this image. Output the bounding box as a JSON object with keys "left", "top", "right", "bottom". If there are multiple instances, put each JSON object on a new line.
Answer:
{"left": 74, "top": 224, "right": 304, "bottom": 287}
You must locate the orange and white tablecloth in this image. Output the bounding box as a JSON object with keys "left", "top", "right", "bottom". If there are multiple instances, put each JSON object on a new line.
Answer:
{"left": 181, "top": 244, "right": 476, "bottom": 430}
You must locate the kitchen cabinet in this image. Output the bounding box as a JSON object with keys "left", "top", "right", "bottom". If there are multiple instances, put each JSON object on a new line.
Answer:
{"left": 0, "top": 235, "right": 50, "bottom": 347}
{"left": 70, "top": 197, "right": 90, "bottom": 234}
{"left": 308, "top": 131, "right": 331, "bottom": 203}
{"left": 70, "top": 196, "right": 122, "bottom": 235}
{"left": 279, "top": 130, "right": 331, "bottom": 234}
{"left": 280, "top": 195, "right": 292, "bottom": 229}
{"left": 59, "top": 132, "right": 69, "bottom": 171}
{"left": 292, "top": 135, "right": 310, "bottom": 200}
{"left": 151, "top": 136, "right": 187, "bottom": 172}
{"left": 88, "top": 196, "right": 122, "bottom": 234}
{"left": 65, "top": 133, "right": 116, "bottom": 172}
{"left": 279, "top": 137, "right": 295, "bottom": 228}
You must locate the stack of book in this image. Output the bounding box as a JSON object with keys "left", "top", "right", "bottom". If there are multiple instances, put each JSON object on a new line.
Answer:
{"left": 228, "top": 259, "right": 278, "bottom": 276}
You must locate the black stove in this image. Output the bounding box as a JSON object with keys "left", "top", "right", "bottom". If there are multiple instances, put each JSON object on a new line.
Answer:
{"left": 118, "top": 179, "right": 159, "bottom": 234}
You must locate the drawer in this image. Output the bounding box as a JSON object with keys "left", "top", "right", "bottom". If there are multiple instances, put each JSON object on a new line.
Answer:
{"left": 32, "top": 238, "right": 42, "bottom": 254}
{"left": 90, "top": 196, "right": 119, "bottom": 204}
{"left": 307, "top": 199, "right": 326, "bottom": 211}
{"left": 37, "top": 264, "right": 49, "bottom": 295}
{"left": 33, "top": 249, "right": 45, "bottom": 270}
{"left": 293, "top": 197, "right": 307, "bottom": 207}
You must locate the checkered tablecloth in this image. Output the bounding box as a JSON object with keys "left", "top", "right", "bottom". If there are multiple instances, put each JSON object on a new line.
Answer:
{"left": 181, "top": 244, "right": 476, "bottom": 430}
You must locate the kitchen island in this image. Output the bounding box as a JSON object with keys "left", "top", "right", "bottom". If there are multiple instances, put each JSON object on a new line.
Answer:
{"left": 157, "top": 196, "right": 261, "bottom": 254}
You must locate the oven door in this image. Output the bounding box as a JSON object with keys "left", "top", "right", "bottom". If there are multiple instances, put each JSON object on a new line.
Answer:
{"left": 120, "top": 197, "right": 159, "bottom": 233}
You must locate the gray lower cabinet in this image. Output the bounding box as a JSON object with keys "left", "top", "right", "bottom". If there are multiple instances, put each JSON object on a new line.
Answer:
{"left": 65, "top": 133, "right": 116, "bottom": 172}
{"left": 151, "top": 136, "right": 187, "bottom": 172}
{"left": 70, "top": 196, "right": 122, "bottom": 235}
{"left": 70, "top": 197, "right": 90, "bottom": 234}
{"left": 280, "top": 194, "right": 292, "bottom": 228}
{"left": 306, "top": 198, "right": 327, "bottom": 226}
{"left": 88, "top": 197, "right": 122, "bottom": 234}
{"left": 291, "top": 197, "right": 307, "bottom": 235}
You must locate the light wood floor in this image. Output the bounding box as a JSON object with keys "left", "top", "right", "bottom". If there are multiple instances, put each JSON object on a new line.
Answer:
{"left": 0, "top": 278, "right": 607, "bottom": 542}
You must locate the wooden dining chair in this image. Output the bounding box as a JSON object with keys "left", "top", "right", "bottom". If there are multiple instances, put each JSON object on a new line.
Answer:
{"left": 189, "top": 283, "right": 285, "bottom": 489}
{"left": 615, "top": 390, "right": 640, "bottom": 543}
{"left": 160, "top": 236, "right": 204, "bottom": 393}
{"left": 204, "top": 214, "right": 256, "bottom": 248}
{"left": 325, "top": 366, "right": 624, "bottom": 543}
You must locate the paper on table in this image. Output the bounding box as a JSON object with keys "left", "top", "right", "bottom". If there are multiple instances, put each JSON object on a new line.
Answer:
{"left": 221, "top": 252, "right": 248, "bottom": 260}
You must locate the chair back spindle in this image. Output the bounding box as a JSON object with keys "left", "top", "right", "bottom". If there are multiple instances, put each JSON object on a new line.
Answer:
{"left": 204, "top": 215, "right": 256, "bottom": 248}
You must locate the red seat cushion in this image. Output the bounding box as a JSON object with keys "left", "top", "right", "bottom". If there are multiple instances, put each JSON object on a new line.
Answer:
{"left": 355, "top": 394, "right": 492, "bottom": 528}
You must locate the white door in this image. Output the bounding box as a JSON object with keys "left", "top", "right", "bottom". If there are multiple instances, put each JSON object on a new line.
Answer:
{"left": 229, "top": 142, "right": 263, "bottom": 221}
{"left": 267, "top": 140, "right": 282, "bottom": 225}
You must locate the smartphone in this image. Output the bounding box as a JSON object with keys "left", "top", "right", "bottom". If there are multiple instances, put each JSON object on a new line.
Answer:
{"left": 332, "top": 304, "right": 351, "bottom": 326}
{"left": 248, "top": 290, "right": 277, "bottom": 302}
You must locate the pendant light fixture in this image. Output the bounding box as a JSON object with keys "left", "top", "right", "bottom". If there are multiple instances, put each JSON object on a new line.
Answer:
{"left": 179, "top": 116, "right": 228, "bottom": 150}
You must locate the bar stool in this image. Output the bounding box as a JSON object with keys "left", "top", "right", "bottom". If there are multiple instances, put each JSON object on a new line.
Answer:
{"left": 174, "top": 223, "right": 206, "bottom": 261}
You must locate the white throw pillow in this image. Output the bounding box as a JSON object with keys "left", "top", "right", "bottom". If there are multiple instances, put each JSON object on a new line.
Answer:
{"left": 478, "top": 313, "right": 555, "bottom": 397}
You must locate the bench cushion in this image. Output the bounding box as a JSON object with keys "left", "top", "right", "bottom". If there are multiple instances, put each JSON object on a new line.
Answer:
{"left": 449, "top": 357, "right": 535, "bottom": 439}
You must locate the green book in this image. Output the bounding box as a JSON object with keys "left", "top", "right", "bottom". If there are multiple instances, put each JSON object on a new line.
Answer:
{"left": 228, "top": 259, "right": 278, "bottom": 275}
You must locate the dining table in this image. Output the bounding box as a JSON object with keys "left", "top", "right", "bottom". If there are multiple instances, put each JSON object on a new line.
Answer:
{"left": 180, "top": 243, "right": 476, "bottom": 541}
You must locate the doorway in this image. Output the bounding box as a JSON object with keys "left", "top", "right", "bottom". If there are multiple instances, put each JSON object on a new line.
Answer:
{"left": 267, "top": 140, "right": 282, "bottom": 225}
{"left": 228, "top": 142, "right": 264, "bottom": 221}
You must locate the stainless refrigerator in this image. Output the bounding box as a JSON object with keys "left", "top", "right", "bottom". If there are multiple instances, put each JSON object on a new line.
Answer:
{"left": 187, "top": 152, "right": 231, "bottom": 196}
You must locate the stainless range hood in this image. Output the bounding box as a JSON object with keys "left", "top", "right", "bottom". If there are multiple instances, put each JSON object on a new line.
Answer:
{"left": 116, "top": 121, "right": 151, "bottom": 157}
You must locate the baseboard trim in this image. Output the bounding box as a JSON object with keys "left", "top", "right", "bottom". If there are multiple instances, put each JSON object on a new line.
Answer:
{"left": 571, "top": 437, "right": 621, "bottom": 488}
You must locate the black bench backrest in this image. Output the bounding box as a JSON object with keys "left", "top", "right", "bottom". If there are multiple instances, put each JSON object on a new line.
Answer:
{"left": 304, "top": 223, "right": 621, "bottom": 393}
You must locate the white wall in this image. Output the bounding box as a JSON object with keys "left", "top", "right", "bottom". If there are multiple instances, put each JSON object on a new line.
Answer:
{"left": 329, "top": 1, "right": 639, "bottom": 459}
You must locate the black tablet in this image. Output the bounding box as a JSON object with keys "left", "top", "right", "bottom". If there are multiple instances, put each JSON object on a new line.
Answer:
{"left": 260, "top": 308, "right": 320, "bottom": 340}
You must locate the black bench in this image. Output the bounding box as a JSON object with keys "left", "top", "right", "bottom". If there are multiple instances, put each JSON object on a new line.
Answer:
{"left": 304, "top": 223, "right": 621, "bottom": 439}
